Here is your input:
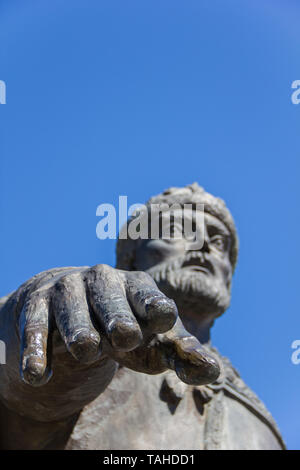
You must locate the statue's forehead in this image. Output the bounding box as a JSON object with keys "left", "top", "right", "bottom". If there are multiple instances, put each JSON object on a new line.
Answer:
{"left": 203, "top": 213, "right": 230, "bottom": 236}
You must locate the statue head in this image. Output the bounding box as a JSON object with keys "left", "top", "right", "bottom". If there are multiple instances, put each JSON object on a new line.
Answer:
{"left": 116, "top": 183, "right": 239, "bottom": 325}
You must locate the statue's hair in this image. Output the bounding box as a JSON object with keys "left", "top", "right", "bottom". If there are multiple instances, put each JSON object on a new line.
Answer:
{"left": 116, "top": 183, "right": 239, "bottom": 272}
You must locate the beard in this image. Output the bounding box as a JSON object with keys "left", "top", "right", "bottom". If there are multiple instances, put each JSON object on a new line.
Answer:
{"left": 146, "top": 253, "right": 231, "bottom": 319}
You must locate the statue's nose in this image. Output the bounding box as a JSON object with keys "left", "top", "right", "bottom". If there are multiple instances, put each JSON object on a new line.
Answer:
{"left": 186, "top": 237, "right": 210, "bottom": 253}
{"left": 201, "top": 238, "right": 210, "bottom": 253}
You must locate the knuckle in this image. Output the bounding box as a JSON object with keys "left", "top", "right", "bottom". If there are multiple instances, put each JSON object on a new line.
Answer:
{"left": 132, "top": 289, "right": 162, "bottom": 308}
{"left": 134, "top": 270, "right": 154, "bottom": 283}
{"left": 92, "top": 264, "right": 112, "bottom": 275}
{"left": 125, "top": 270, "right": 159, "bottom": 291}
{"left": 54, "top": 278, "right": 68, "bottom": 294}
{"left": 56, "top": 271, "right": 81, "bottom": 289}
{"left": 23, "top": 327, "right": 48, "bottom": 346}
{"left": 22, "top": 290, "right": 47, "bottom": 313}
{"left": 88, "top": 264, "right": 122, "bottom": 286}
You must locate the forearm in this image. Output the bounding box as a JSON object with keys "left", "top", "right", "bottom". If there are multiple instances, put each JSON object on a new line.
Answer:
{"left": 0, "top": 400, "right": 79, "bottom": 450}
{"left": 0, "top": 293, "right": 117, "bottom": 449}
{"left": 0, "top": 317, "right": 117, "bottom": 423}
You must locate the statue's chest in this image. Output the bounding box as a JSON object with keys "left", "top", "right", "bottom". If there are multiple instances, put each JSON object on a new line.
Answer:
{"left": 66, "top": 368, "right": 207, "bottom": 450}
{"left": 66, "top": 365, "right": 283, "bottom": 450}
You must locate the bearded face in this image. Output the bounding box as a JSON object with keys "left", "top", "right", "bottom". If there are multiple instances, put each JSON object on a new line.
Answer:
{"left": 133, "top": 210, "right": 233, "bottom": 322}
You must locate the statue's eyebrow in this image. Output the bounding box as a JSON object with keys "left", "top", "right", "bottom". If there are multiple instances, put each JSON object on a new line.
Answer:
{"left": 208, "top": 226, "right": 229, "bottom": 237}
{"left": 204, "top": 217, "right": 230, "bottom": 237}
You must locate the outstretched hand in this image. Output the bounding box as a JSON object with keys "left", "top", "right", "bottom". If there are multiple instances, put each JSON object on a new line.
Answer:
{"left": 0, "top": 265, "right": 219, "bottom": 422}
{"left": 17, "top": 265, "right": 219, "bottom": 387}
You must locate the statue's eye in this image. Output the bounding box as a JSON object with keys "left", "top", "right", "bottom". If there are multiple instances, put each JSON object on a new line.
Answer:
{"left": 210, "top": 235, "right": 225, "bottom": 252}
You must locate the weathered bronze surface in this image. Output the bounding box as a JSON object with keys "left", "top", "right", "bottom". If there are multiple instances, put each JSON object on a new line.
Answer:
{"left": 0, "top": 183, "right": 285, "bottom": 449}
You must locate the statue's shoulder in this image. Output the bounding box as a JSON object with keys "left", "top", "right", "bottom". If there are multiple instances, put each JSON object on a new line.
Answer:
{"left": 208, "top": 347, "right": 286, "bottom": 449}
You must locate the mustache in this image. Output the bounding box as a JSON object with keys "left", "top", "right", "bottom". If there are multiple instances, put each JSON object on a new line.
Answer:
{"left": 181, "top": 253, "right": 213, "bottom": 274}
{"left": 146, "top": 252, "right": 213, "bottom": 282}
{"left": 146, "top": 253, "right": 230, "bottom": 317}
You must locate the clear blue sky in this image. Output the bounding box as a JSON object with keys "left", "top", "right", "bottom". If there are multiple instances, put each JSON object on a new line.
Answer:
{"left": 1, "top": 0, "right": 299, "bottom": 449}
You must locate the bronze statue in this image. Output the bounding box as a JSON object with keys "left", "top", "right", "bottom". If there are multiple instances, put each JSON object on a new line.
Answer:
{"left": 0, "top": 183, "right": 285, "bottom": 449}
